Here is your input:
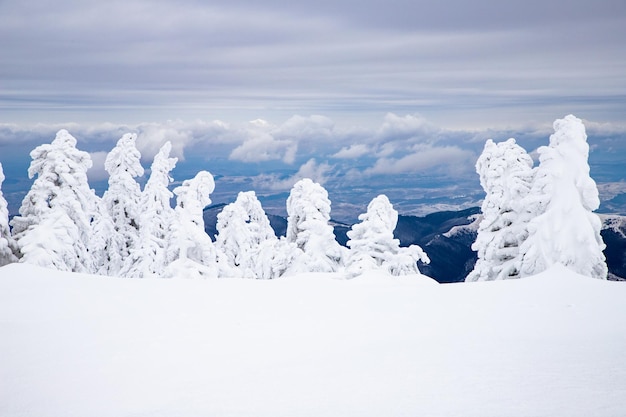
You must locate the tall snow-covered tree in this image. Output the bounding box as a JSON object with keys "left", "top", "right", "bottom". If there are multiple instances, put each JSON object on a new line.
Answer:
{"left": 216, "top": 191, "right": 297, "bottom": 279}
{"left": 285, "top": 178, "right": 345, "bottom": 273}
{"left": 466, "top": 138, "right": 534, "bottom": 282}
{"left": 11, "top": 129, "right": 98, "bottom": 272}
{"left": 0, "top": 163, "right": 19, "bottom": 265}
{"left": 163, "top": 171, "right": 219, "bottom": 278}
{"left": 101, "top": 133, "right": 144, "bottom": 275}
{"left": 120, "top": 141, "right": 177, "bottom": 278}
{"left": 346, "top": 194, "right": 429, "bottom": 277}
{"left": 519, "top": 115, "right": 607, "bottom": 279}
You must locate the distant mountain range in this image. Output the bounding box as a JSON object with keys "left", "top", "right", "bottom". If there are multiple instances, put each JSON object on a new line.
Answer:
{"left": 204, "top": 205, "right": 626, "bottom": 283}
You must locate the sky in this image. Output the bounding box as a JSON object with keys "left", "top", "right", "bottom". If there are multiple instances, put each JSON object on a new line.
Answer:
{"left": 1, "top": 0, "right": 625, "bottom": 219}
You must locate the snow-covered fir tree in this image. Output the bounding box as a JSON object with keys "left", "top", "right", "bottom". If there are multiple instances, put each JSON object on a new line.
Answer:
{"left": 0, "top": 163, "right": 19, "bottom": 265}
{"left": 11, "top": 130, "right": 99, "bottom": 272}
{"left": 285, "top": 178, "right": 346, "bottom": 273}
{"left": 120, "top": 142, "right": 177, "bottom": 278}
{"left": 163, "top": 171, "right": 219, "bottom": 278}
{"left": 90, "top": 202, "right": 121, "bottom": 276}
{"left": 101, "top": 133, "right": 144, "bottom": 275}
{"left": 216, "top": 191, "right": 274, "bottom": 278}
{"left": 346, "top": 194, "right": 429, "bottom": 277}
{"left": 253, "top": 237, "right": 300, "bottom": 279}
{"left": 216, "top": 191, "right": 298, "bottom": 279}
{"left": 519, "top": 115, "right": 607, "bottom": 279}
{"left": 466, "top": 138, "right": 534, "bottom": 282}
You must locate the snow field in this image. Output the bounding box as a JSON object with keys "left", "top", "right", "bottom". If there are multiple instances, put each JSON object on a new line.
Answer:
{"left": 1, "top": 264, "right": 626, "bottom": 416}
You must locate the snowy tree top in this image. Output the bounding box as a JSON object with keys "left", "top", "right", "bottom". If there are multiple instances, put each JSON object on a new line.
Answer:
{"left": 52, "top": 129, "right": 78, "bottom": 148}
{"left": 29, "top": 129, "right": 93, "bottom": 180}
{"left": 358, "top": 194, "right": 398, "bottom": 231}
{"left": 549, "top": 114, "right": 588, "bottom": 154}
{"left": 538, "top": 114, "right": 599, "bottom": 211}
{"left": 174, "top": 171, "right": 215, "bottom": 210}
{"left": 147, "top": 141, "right": 178, "bottom": 189}
{"left": 105, "top": 133, "right": 144, "bottom": 178}
{"left": 287, "top": 178, "right": 332, "bottom": 219}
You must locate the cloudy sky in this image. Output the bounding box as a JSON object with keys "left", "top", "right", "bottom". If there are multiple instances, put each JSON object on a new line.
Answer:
{"left": 1, "top": 0, "right": 625, "bottom": 218}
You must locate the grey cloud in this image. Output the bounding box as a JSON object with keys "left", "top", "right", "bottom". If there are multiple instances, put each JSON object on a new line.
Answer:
{"left": 217, "top": 0, "right": 624, "bottom": 31}
{"left": 332, "top": 144, "right": 370, "bottom": 159}
{"left": 1, "top": 0, "right": 624, "bottom": 127}
{"left": 229, "top": 133, "right": 297, "bottom": 164}
{"left": 252, "top": 158, "right": 333, "bottom": 192}
{"left": 365, "top": 145, "right": 476, "bottom": 176}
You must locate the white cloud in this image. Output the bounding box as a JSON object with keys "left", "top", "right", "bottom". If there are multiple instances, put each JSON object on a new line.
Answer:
{"left": 295, "top": 158, "right": 333, "bottom": 183}
{"left": 252, "top": 158, "right": 333, "bottom": 191}
{"left": 229, "top": 134, "right": 297, "bottom": 164}
{"left": 228, "top": 119, "right": 299, "bottom": 164}
{"left": 275, "top": 115, "right": 335, "bottom": 140}
{"left": 376, "top": 113, "right": 436, "bottom": 142}
{"left": 228, "top": 115, "right": 337, "bottom": 164}
{"left": 365, "top": 145, "right": 475, "bottom": 175}
{"left": 135, "top": 122, "right": 192, "bottom": 162}
{"left": 376, "top": 142, "right": 398, "bottom": 158}
{"left": 332, "top": 144, "right": 370, "bottom": 159}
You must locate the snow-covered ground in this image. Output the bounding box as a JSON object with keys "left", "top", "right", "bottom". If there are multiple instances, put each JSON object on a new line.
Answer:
{"left": 1, "top": 264, "right": 626, "bottom": 417}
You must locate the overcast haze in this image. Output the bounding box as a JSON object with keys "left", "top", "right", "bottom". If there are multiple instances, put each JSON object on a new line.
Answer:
{"left": 1, "top": 0, "right": 625, "bottom": 218}
{"left": 2, "top": 0, "right": 625, "bottom": 126}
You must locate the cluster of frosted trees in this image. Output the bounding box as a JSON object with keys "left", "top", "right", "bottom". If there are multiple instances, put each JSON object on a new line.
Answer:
{"left": 467, "top": 115, "right": 608, "bottom": 281}
{"left": 0, "top": 129, "right": 429, "bottom": 279}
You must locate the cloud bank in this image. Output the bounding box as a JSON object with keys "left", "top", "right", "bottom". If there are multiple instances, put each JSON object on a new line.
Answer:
{"left": 1, "top": 113, "right": 625, "bottom": 220}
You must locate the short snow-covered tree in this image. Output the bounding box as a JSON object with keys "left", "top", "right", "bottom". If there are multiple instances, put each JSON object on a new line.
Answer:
{"left": 11, "top": 129, "right": 98, "bottom": 272}
{"left": 520, "top": 115, "right": 607, "bottom": 279}
{"left": 121, "top": 141, "right": 177, "bottom": 278}
{"left": 346, "top": 194, "right": 429, "bottom": 277}
{"left": 285, "top": 178, "right": 345, "bottom": 273}
{"left": 101, "top": 133, "right": 144, "bottom": 275}
{"left": 253, "top": 238, "right": 300, "bottom": 279}
{"left": 466, "top": 139, "right": 534, "bottom": 282}
{"left": 163, "top": 171, "right": 219, "bottom": 278}
{"left": 216, "top": 191, "right": 297, "bottom": 279}
{"left": 0, "top": 163, "right": 19, "bottom": 265}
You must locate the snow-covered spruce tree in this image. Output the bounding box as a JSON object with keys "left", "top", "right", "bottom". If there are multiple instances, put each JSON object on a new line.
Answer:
{"left": 101, "top": 133, "right": 144, "bottom": 275}
{"left": 90, "top": 202, "right": 121, "bottom": 276}
{"left": 519, "top": 115, "right": 607, "bottom": 279}
{"left": 253, "top": 237, "right": 300, "bottom": 279}
{"left": 163, "top": 171, "right": 219, "bottom": 279}
{"left": 120, "top": 141, "right": 177, "bottom": 278}
{"left": 466, "top": 138, "right": 534, "bottom": 282}
{"left": 11, "top": 129, "right": 98, "bottom": 272}
{"left": 0, "top": 163, "right": 19, "bottom": 265}
{"left": 216, "top": 191, "right": 297, "bottom": 279}
{"left": 346, "top": 194, "right": 429, "bottom": 278}
{"left": 285, "top": 178, "right": 346, "bottom": 273}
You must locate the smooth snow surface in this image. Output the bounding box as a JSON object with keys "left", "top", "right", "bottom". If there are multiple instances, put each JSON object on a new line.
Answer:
{"left": 1, "top": 264, "right": 626, "bottom": 417}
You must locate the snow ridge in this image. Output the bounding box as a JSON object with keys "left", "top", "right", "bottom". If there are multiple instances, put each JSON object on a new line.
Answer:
{"left": 1, "top": 262, "right": 625, "bottom": 417}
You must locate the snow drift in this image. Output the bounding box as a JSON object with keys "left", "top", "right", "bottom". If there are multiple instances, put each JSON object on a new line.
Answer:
{"left": 1, "top": 263, "right": 625, "bottom": 417}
